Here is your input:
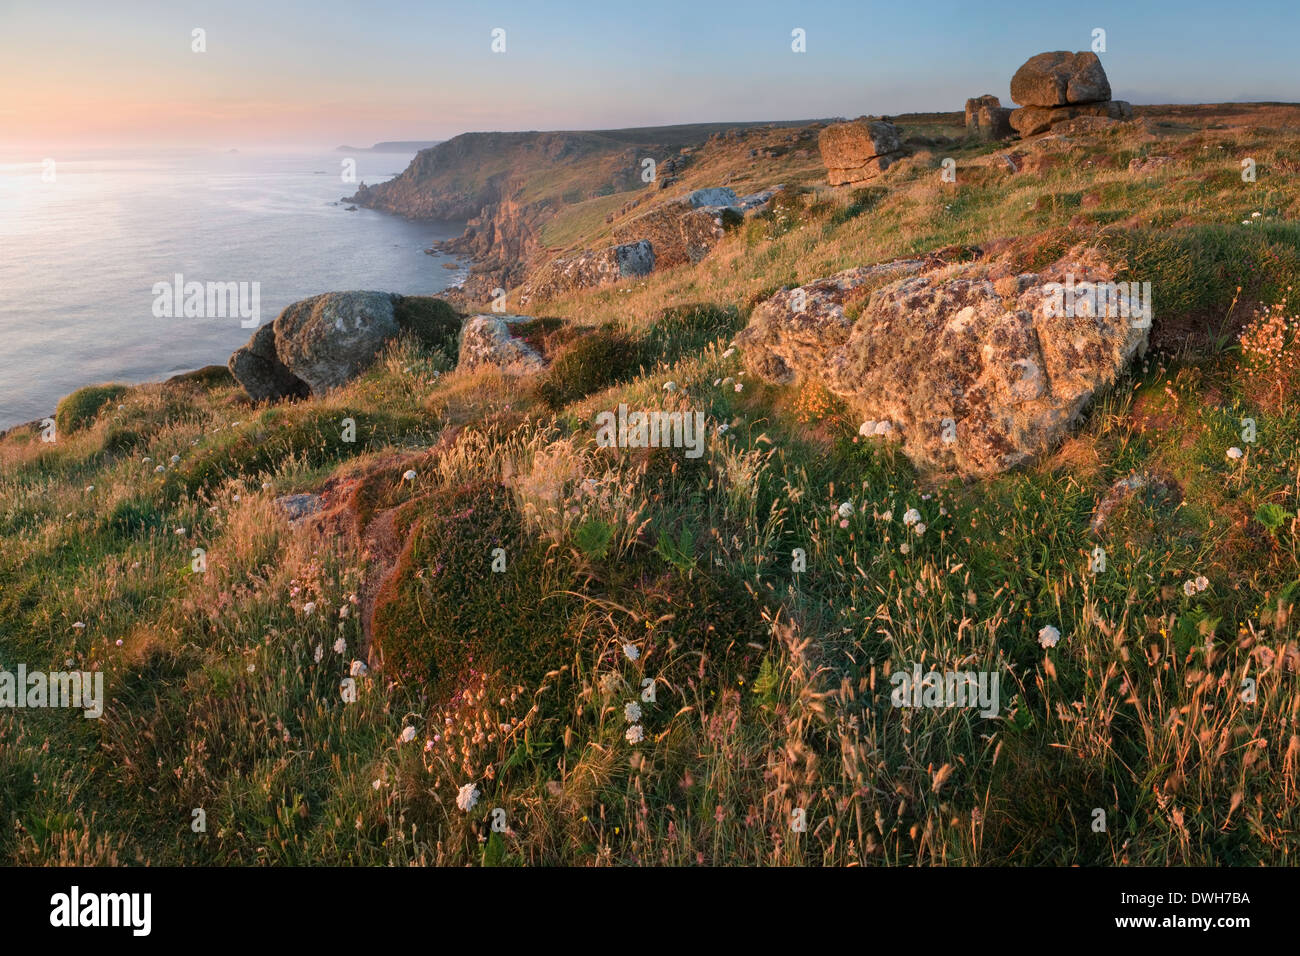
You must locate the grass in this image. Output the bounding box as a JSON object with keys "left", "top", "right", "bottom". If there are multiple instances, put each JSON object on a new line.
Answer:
{"left": 3, "top": 105, "right": 1300, "bottom": 866}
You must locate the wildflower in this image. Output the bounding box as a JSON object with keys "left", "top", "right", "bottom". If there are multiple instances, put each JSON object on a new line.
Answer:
{"left": 878, "top": 510, "right": 893, "bottom": 522}
{"left": 1038, "top": 625, "right": 1061, "bottom": 649}
{"left": 734, "top": 382, "right": 743, "bottom": 392}
{"left": 598, "top": 672, "right": 620, "bottom": 695}
{"left": 155, "top": 465, "right": 165, "bottom": 473}
{"left": 262, "top": 481, "right": 272, "bottom": 490}
{"left": 170, "top": 454, "right": 181, "bottom": 464}
{"left": 403, "top": 469, "right": 417, "bottom": 481}
{"left": 913, "top": 522, "right": 926, "bottom": 536}
{"left": 350, "top": 660, "right": 368, "bottom": 677}
{"left": 72, "top": 621, "right": 86, "bottom": 630}
{"left": 115, "top": 639, "right": 124, "bottom": 647}
{"left": 624, "top": 700, "right": 642, "bottom": 722}
{"left": 722, "top": 347, "right": 736, "bottom": 358}
{"left": 339, "top": 605, "right": 350, "bottom": 619}
{"left": 716, "top": 423, "right": 730, "bottom": 436}
{"left": 247, "top": 664, "right": 255, "bottom": 673}
{"left": 622, "top": 643, "right": 640, "bottom": 662}
{"left": 1252, "top": 211, "right": 1262, "bottom": 218}
{"left": 302, "top": 601, "right": 317, "bottom": 615}
{"left": 1183, "top": 580, "right": 1197, "bottom": 597}
{"left": 1227, "top": 447, "right": 1243, "bottom": 460}
{"left": 313, "top": 644, "right": 323, "bottom": 663}
{"left": 142, "top": 457, "right": 152, "bottom": 463}
{"left": 333, "top": 637, "right": 347, "bottom": 654}
{"left": 372, "top": 778, "right": 383, "bottom": 790}
{"left": 837, "top": 501, "right": 854, "bottom": 519}
{"left": 398, "top": 726, "right": 417, "bottom": 744}
{"left": 903, "top": 508, "right": 921, "bottom": 526}
{"left": 839, "top": 519, "right": 849, "bottom": 528}
{"left": 424, "top": 739, "right": 435, "bottom": 752}
{"left": 1195, "top": 575, "right": 1209, "bottom": 592}
{"left": 625, "top": 724, "right": 645, "bottom": 744}
{"left": 175, "top": 527, "right": 186, "bottom": 535}
{"left": 232, "top": 494, "right": 240, "bottom": 502}
{"left": 85, "top": 485, "right": 94, "bottom": 492}
{"left": 663, "top": 381, "right": 677, "bottom": 391}
{"left": 899, "top": 543, "right": 910, "bottom": 554}
{"left": 456, "top": 783, "right": 480, "bottom": 812}
{"left": 713, "top": 378, "right": 722, "bottom": 387}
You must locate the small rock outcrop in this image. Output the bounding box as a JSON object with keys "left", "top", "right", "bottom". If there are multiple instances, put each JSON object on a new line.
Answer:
{"left": 456, "top": 315, "right": 546, "bottom": 374}
{"left": 737, "top": 247, "right": 1149, "bottom": 476}
{"left": 1008, "top": 51, "right": 1131, "bottom": 137}
{"left": 976, "top": 104, "right": 1015, "bottom": 140}
{"left": 518, "top": 241, "right": 654, "bottom": 306}
{"left": 965, "top": 95, "right": 1002, "bottom": 131}
{"left": 818, "top": 119, "right": 904, "bottom": 186}
{"left": 612, "top": 196, "right": 741, "bottom": 269}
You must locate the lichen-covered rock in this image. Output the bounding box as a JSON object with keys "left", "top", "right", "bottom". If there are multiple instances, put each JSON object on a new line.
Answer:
{"left": 965, "top": 94, "right": 1002, "bottom": 130}
{"left": 457, "top": 315, "right": 546, "bottom": 373}
{"left": 271, "top": 291, "right": 400, "bottom": 395}
{"left": 1010, "top": 51, "right": 1112, "bottom": 107}
{"left": 1010, "top": 99, "right": 1132, "bottom": 136}
{"left": 819, "top": 119, "right": 904, "bottom": 185}
{"left": 737, "top": 247, "right": 1149, "bottom": 476}
{"left": 687, "top": 187, "right": 740, "bottom": 208}
{"left": 227, "top": 322, "right": 309, "bottom": 402}
{"left": 976, "top": 105, "right": 1015, "bottom": 140}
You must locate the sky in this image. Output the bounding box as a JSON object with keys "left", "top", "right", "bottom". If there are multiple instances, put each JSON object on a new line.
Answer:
{"left": 1, "top": 0, "right": 1297, "bottom": 151}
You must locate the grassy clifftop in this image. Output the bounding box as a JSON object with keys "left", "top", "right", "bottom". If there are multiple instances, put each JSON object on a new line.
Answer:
{"left": 3, "top": 104, "right": 1300, "bottom": 866}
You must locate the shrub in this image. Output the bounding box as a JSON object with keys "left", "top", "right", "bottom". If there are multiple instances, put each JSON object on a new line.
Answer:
{"left": 536, "top": 326, "right": 642, "bottom": 409}
{"left": 55, "top": 384, "right": 128, "bottom": 434}
{"left": 393, "top": 296, "right": 462, "bottom": 360}
{"left": 640, "top": 303, "right": 745, "bottom": 365}
{"left": 371, "top": 482, "right": 577, "bottom": 699}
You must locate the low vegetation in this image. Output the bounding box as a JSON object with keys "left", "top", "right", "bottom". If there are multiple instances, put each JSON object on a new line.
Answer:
{"left": 2, "top": 105, "right": 1299, "bottom": 866}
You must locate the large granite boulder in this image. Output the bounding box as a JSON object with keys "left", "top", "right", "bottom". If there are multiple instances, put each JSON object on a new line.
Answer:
{"left": 457, "top": 315, "right": 546, "bottom": 374}
{"left": 1010, "top": 51, "right": 1112, "bottom": 107}
{"left": 737, "top": 247, "right": 1149, "bottom": 476}
{"left": 227, "top": 322, "right": 308, "bottom": 402}
{"left": 228, "top": 291, "right": 402, "bottom": 400}
{"left": 818, "top": 120, "right": 904, "bottom": 186}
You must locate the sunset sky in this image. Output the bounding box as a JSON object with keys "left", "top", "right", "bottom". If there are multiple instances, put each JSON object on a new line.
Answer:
{"left": 2, "top": 0, "right": 1297, "bottom": 152}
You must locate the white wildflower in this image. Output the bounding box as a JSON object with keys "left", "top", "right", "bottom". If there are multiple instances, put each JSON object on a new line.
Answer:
{"left": 398, "top": 726, "right": 417, "bottom": 744}
{"left": 1227, "top": 447, "right": 1243, "bottom": 460}
{"left": 403, "top": 469, "right": 417, "bottom": 481}
{"left": 456, "top": 783, "right": 480, "bottom": 812}
{"left": 625, "top": 724, "right": 645, "bottom": 744}
{"left": 624, "top": 700, "right": 642, "bottom": 722}
{"left": 837, "top": 501, "right": 854, "bottom": 519}
{"left": 350, "top": 660, "right": 368, "bottom": 677}
{"left": 333, "top": 636, "right": 346, "bottom": 654}
{"left": 902, "top": 508, "right": 921, "bottom": 526}
{"left": 1195, "top": 575, "right": 1209, "bottom": 592}
{"left": 1038, "top": 625, "right": 1061, "bottom": 649}
{"left": 622, "top": 643, "right": 640, "bottom": 662}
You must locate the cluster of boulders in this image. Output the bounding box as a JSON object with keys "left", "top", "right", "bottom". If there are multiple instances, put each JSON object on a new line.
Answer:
{"left": 817, "top": 119, "right": 905, "bottom": 186}
{"left": 964, "top": 95, "right": 1014, "bottom": 140}
{"left": 1008, "top": 51, "right": 1132, "bottom": 137}
{"left": 736, "top": 246, "right": 1149, "bottom": 476}
{"left": 519, "top": 186, "right": 780, "bottom": 304}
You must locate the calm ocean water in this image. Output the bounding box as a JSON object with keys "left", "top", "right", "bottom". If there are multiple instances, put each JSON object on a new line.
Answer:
{"left": 0, "top": 149, "right": 464, "bottom": 430}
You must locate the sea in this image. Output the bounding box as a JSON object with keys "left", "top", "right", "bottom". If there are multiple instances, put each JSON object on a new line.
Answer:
{"left": 0, "top": 148, "right": 465, "bottom": 430}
